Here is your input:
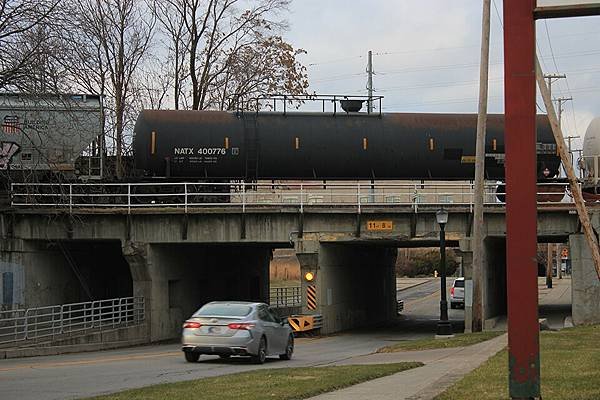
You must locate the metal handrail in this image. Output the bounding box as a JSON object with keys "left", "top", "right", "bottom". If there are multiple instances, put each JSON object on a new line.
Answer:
{"left": 10, "top": 181, "right": 572, "bottom": 213}
{"left": 269, "top": 286, "right": 302, "bottom": 308}
{"left": 0, "top": 297, "right": 145, "bottom": 347}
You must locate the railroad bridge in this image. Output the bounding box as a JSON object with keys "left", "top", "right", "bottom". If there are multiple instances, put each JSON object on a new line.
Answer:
{"left": 1, "top": 181, "right": 599, "bottom": 341}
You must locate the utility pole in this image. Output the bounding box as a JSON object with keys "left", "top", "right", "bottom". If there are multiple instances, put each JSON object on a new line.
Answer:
{"left": 367, "top": 50, "right": 375, "bottom": 202}
{"left": 544, "top": 73, "right": 566, "bottom": 99}
{"left": 565, "top": 135, "right": 580, "bottom": 177}
{"left": 544, "top": 74, "right": 567, "bottom": 179}
{"left": 556, "top": 96, "right": 574, "bottom": 282}
{"left": 367, "top": 50, "right": 374, "bottom": 114}
{"left": 471, "top": 0, "right": 491, "bottom": 333}
{"left": 537, "top": 57, "right": 600, "bottom": 285}
{"left": 556, "top": 96, "right": 573, "bottom": 130}
{"left": 541, "top": 75, "right": 568, "bottom": 288}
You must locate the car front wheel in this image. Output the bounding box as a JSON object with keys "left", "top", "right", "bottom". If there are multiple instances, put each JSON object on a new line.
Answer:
{"left": 252, "top": 336, "right": 267, "bottom": 364}
{"left": 279, "top": 335, "right": 294, "bottom": 360}
{"left": 184, "top": 351, "right": 200, "bottom": 363}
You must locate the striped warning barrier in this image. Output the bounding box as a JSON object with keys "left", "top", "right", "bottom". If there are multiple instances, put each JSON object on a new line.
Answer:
{"left": 288, "top": 314, "right": 323, "bottom": 332}
{"left": 306, "top": 285, "right": 317, "bottom": 310}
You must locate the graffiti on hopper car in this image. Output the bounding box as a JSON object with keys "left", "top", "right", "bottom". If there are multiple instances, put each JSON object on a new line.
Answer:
{"left": 0, "top": 141, "right": 21, "bottom": 169}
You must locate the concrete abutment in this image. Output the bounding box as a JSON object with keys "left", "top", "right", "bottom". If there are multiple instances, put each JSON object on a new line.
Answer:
{"left": 296, "top": 239, "right": 397, "bottom": 334}
{"left": 0, "top": 239, "right": 132, "bottom": 310}
{"left": 569, "top": 234, "right": 600, "bottom": 325}
{"left": 122, "top": 242, "right": 272, "bottom": 341}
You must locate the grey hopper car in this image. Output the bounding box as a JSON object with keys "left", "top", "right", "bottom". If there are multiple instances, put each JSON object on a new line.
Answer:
{"left": 0, "top": 94, "right": 102, "bottom": 178}
{"left": 133, "top": 110, "right": 560, "bottom": 181}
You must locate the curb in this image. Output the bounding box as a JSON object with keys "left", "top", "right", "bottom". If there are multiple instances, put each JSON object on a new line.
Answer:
{"left": 396, "top": 278, "right": 434, "bottom": 292}
{"left": 0, "top": 338, "right": 150, "bottom": 360}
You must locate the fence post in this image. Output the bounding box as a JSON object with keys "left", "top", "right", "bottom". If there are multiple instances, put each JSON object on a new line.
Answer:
{"left": 184, "top": 183, "right": 188, "bottom": 213}
{"left": 127, "top": 184, "right": 131, "bottom": 214}
{"left": 69, "top": 184, "right": 73, "bottom": 213}
{"left": 300, "top": 183, "right": 304, "bottom": 213}
{"left": 413, "top": 184, "right": 418, "bottom": 213}
{"left": 60, "top": 305, "right": 64, "bottom": 335}
{"left": 242, "top": 183, "right": 246, "bottom": 213}
{"left": 357, "top": 182, "right": 361, "bottom": 213}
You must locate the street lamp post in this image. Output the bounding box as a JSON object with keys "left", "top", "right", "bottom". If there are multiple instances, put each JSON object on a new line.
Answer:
{"left": 436, "top": 209, "right": 453, "bottom": 337}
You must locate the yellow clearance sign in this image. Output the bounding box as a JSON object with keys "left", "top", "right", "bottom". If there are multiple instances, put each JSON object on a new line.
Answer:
{"left": 367, "top": 221, "right": 393, "bottom": 231}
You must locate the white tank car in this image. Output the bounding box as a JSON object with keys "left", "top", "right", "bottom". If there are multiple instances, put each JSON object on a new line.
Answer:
{"left": 582, "top": 117, "right": 600, "bottom": 183}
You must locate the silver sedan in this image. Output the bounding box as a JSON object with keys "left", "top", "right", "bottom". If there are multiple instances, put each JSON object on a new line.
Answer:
{"left": 181, "top": 301, "right": 294, "bottom": 364}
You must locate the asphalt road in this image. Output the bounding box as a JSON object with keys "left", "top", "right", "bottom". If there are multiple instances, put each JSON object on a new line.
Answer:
{"left": 0, "top": 279, "right": 456, "bottom": 400}
{"left": 390, "top": 278, "right": 466, "bottom": 343}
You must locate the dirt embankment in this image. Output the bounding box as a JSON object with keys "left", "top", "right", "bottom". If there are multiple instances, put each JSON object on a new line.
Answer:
{"left": 270, "top": 249, "right": 301, "bottom": 281}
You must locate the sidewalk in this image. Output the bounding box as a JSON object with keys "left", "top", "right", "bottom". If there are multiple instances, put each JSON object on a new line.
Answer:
{"left": 538, "top": 275, "right": 571, "bottom": 306}
{"left": 306, "top": 333, "right": 507, "bottom": 400}
{"left": 396, "top": 278, "right": 433, "bottom": 291}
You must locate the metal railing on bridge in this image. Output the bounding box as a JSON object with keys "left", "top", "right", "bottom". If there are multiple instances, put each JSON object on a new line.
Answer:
{"left": 270, "top": 286, "right": 302, "bottom": 308}
{"left": 0, "top": 297, "right": 145, "bottom": 347}
{"left": 10, "top": 181, "right": 572, "bottom": 213}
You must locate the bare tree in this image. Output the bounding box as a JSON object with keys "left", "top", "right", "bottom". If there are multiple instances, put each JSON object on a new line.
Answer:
{"left": 0, "top": 0, "right": 61, "bottom": 90}
{"left": 155, "top": 0, "right": 188, "bottom": 109}
{"left": 155, "top": 0, "right": 307, "bottom": 111}
{"left": 214, "top": 34, "right": 308, "bottom": 110}
{"left": 67, "top": 0, "right": 155, "bottom": 178}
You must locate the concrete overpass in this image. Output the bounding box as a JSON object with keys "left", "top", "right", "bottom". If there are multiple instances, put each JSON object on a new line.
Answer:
{"left": 1, "top": 181, "right": 599, "bottom": 342}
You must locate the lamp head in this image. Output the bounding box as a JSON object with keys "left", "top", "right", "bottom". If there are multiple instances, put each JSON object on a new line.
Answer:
{"left": 436, "top": 208, "right": 449, "bottom": 225}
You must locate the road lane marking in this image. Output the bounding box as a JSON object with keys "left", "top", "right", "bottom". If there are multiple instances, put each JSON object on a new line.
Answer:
{"left": 0, "top": 351, "right": 180, "bottom": 372}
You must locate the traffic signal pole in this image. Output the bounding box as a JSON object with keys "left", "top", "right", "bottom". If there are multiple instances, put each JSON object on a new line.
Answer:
{"left": 503, "top": 1, "right": 540, "bottom": 398}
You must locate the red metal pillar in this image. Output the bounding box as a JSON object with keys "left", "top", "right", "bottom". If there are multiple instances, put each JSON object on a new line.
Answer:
{"left": 504, "top": 0, "right": 540, "bottom": 398}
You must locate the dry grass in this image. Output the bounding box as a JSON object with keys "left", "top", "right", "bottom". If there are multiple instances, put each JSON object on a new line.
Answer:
{"left": 85, "top": 363, "right": 423, "bottom": 400}
{"left": 435, "top": 325, "right": 600, "bottom": 400}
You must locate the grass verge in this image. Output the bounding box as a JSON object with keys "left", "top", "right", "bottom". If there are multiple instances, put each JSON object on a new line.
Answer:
{"left": 435, "top": 325, "right": 600, "bottom": 400}
{"left": 377, "top": 331, "right": 505, "bottom": 353}
{"left": 85, "top": 362, "right": 423, "bottom": 400}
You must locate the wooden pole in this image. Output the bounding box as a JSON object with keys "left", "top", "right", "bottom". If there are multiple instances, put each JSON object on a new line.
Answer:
{"left": 471, "top": 0, "right": 491, "bottom": 333}
{"left": 535, "top": 57, "right": 600, "bottom": 281}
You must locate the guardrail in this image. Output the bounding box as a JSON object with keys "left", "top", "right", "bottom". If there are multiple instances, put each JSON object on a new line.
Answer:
{"left": 0, "top": 297, "right": 145, "bottom": 347}
{"left": 270, "top": 286, "right": 302, "bottom": 308}
{"left": 10, "top": 181, "right": 572, "bottom": 213}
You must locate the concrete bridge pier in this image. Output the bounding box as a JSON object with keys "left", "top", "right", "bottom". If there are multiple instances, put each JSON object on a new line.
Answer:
{"left": 296, "top": 239, "right": 397, "bottom": 334}
{"left": 459, "top": 236, "right": 507, "bottom": 332}
{"left": 568, "top": 234, "right": 600, "bottom": 325}
{"left": 122, "top": 242, "right": 272, "bottom": 342}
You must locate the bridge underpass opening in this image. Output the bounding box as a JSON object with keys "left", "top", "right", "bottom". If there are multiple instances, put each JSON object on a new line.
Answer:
{"left": 537, "top": 240, "right": 573, "bottom": 329}
{"left": 122, "top": 244, "right": 273, "bottom": 341}
{"left": 464, "top": 238, "right": 573, "bottom": 331}
{"left": 0, "top": 239, "right": 132, "bottom": 309}
{"left": 296, "top": 242, "right": 398, "bottom": 334}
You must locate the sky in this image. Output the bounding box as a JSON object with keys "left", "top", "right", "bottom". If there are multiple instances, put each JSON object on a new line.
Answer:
{"left": 282, "top": 0, "right": 600, "bottom": 153}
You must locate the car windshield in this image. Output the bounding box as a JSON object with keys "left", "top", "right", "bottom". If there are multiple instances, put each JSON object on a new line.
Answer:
{"left": 454, "top": 280, "right": 465, "bottom": 288}
{"left": 194, "top": 303, "right": 252, "bottom": 317}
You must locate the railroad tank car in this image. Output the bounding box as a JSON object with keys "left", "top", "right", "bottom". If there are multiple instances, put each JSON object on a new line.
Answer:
{"left": 133, "top": 110, "right": 560, "bottom": 181}
{"left": 581, "top": 117, "right": 600, "bottom": 196}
